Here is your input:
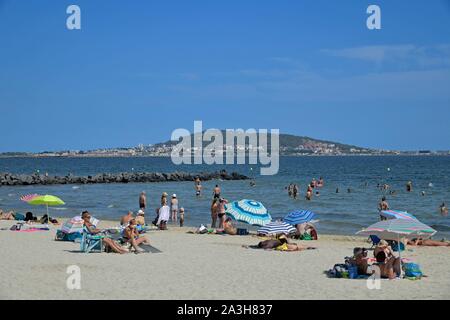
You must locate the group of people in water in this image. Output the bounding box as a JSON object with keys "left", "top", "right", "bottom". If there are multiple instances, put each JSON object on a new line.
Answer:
{"left": 286, "top": 177, "right": 324, "bottom": 201}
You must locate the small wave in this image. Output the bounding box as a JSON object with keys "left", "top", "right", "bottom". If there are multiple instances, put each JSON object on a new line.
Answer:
{"left": 72, "top": 186, "right": 80, "bottom": 190}
{"left": 107, "top": 204, "right": 115, "bottom": 208}
{"left": 52, "top": 207, "right": 68, "bottom": 210}
{"left": 8, "top": 193, "right": 15, "bottom": 197}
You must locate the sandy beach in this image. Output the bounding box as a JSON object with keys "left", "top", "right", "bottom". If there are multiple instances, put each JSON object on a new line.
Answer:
{"left": 0, "top": 218, "right": 449, "bottom": 300}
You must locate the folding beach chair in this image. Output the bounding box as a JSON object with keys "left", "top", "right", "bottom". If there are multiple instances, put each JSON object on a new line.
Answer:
{"left": 80, "top": 226, "right": 104, "bottom": 253}
{"left": 369, "top": 235, "right": 381, "bottom": 248}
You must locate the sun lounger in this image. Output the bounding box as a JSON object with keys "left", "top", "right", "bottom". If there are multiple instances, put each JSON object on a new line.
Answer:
{"left": 80, "top": 226, "right": 104, "bottom": 253}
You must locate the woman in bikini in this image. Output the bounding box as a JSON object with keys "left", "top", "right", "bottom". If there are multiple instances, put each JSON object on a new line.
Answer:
{"left": 217, "top": 198, "right": 228, "bottom": 229}
{"left": 123, "top": 219, "right": 150, "bottom": 254}
{"left": 82, "top": 211, "right": 128, "bottom": 254}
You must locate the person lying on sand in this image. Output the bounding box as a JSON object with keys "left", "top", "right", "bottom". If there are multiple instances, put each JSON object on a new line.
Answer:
{"left": 0, "top": 210, "right": 15, "bottom": 220}
{"left": 82, "top": 211, "right": 128, "bottom": 254}
{"left": 243, "top": 235, "right": 316, "bottom": 252}
{"left": 407, "top": 238, "right": 450, "bottom": 247}
{"left": 123, "top": 219, "right": 150, "bottom": 254}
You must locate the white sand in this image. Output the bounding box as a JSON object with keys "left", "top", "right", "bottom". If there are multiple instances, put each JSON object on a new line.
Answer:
{"left": 0, "top": 219, "right": 449, "bottom": 300}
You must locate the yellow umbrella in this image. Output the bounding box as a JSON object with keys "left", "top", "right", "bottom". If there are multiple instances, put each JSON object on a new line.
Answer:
{"left": 28, "top": 195, "right": 65, "bottom": 219}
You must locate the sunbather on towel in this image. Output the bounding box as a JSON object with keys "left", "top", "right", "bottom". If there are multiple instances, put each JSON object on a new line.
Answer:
{"left": 244, "top": 235, "right": 316, "bottom": 252}
{"left": 407, "top": 238, "right": 450, "bottom": 247}
{"left": 0, "top": 210, "right": 15, "bottom": 220}
{"left": 123, "top": 219, "right": 150, "bottom": 254}
{"left": 82, "top": 211, "right": 128, "bottom": 254}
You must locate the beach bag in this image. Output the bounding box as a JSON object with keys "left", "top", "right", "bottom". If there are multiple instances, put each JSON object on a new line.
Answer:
{"left": 403, "top": 263, "right": 423, "bottom": 279}
{"left": 300, "top": 233, "right": 313, "bottom": 241}
{"left": 332, "top": 264, "right": 349, "bottom": 278}
{"left": 237, "top": 228, "right": 249, "bottom": 236}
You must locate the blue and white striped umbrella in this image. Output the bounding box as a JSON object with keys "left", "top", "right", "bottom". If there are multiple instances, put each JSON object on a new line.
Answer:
{"left": 380, "top": 210, "right": 418, "bottom": 221}
{"left": 283, "top": 210, "right": 316, "bottom": 226}
{"left": 225, "top": 199, "right": 272, "bottom": 226}
{"left": 257, "top": 221, "right": 296, "bottom": 236}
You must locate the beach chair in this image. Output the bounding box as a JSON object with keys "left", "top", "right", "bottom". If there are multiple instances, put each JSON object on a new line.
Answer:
{"left": 369, "top": 235, "right": 381, "bottom": 247}
{"left": 80, "top": 226, "right": 104, "bottom": 253}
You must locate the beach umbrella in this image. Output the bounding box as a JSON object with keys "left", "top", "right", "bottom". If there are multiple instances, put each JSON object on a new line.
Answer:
{"left": 356, "top": 219, "right": 436, "bottom": 277}
{"left": 257, "top": 221, "right": 296, "bottom": 236}
{"left": 283, "top": 210, "right": 316, "bottom": 226}
{"left": 20, "top": 194, "right": 40, "bottom": 202}
{"left": 225, "top": 199, "right": 272, "bottom": 226}
{"left": 27, "top": 195, "right": 65, "bottom": 219}
{"left": 380, "top": 210, "right": 418, "bottom": 221}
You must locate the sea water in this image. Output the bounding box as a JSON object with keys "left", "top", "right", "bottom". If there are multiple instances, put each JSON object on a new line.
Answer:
{"left": 0, "top": 156, "right": 449, "bottom": 238}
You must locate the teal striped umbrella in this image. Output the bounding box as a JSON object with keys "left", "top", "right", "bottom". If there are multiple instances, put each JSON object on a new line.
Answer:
{"left": 225, "top": 199, "right": 272, "bottom": 226}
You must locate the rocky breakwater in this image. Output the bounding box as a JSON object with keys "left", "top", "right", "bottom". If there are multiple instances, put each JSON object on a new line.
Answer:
{"left": 0, "top": 170, "right": 249, "bottom": 186}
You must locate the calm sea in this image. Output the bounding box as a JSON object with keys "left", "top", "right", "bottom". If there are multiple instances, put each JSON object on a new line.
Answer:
{"left": 1, "top": 156, "right": 449, "bottom": 238}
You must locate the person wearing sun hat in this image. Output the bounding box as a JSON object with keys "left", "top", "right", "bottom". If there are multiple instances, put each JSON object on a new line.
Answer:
{"left": 136, "top": 209, "right": 145, "bottom": 227}
{"left": 161, "top": 192, "right": 168, "bottom": 206}
{"left": 170, "top": 194, "right": 179, "bottom": 222}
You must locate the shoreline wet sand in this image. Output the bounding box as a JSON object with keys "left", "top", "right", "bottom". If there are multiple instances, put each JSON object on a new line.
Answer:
{"left": 1, "top": 219, "right": 449, "bottom": 300}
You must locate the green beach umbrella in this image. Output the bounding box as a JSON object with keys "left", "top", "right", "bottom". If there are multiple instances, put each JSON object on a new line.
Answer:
{"left": 27, "top": 195, "right": 65, "bottom": 220}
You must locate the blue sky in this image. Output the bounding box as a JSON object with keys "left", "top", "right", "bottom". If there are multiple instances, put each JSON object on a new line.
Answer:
{"left": 0, "top": 0, "right": 449, "bottom": 152}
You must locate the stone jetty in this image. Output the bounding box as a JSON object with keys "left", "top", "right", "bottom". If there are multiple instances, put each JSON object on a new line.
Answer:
{"left": 0, "top": 170, "right": 249, "bottom": 186}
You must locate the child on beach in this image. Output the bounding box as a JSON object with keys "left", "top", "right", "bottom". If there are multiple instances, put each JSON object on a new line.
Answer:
{"left": 179, "top": 207, "right": 185, "bottom": 227}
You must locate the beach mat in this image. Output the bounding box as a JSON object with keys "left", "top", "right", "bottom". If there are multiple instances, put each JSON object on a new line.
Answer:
{"left": 139, "top": 244, "right": 162, "bottom": 253}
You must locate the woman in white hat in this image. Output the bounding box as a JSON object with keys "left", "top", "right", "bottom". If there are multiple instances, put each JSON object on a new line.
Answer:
{"left": 170, "top": 194, "right": 179, "bottom": 223}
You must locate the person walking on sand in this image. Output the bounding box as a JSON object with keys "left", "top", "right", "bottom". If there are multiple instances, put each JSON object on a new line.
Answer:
{"left": 170, "top": 194, "right": 179, "bottom": 222}
{"left": 440, "top": 202, "right": 448, "bottom": 217}
{"left": 139, "top": 191, "right": 146, "bottom": 210}
{"left": 211, "top": 201, "right": 218, "bottom": 228}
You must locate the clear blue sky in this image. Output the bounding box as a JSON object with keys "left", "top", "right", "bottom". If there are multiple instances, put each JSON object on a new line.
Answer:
{"left": 1, "top": 0, "right": 449, "bottom": 152}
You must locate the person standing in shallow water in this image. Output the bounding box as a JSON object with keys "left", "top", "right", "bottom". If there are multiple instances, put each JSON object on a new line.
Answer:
{"left": 440, "top": 203, "right": 448, "bottom": 217}
{"left": 139, "top": 191, "right": 146, "bottom": 210}
{"left": 292, "top": 184, "right": 299, "bottom": 199}
{"left": 406, "top": 181, "right": 413, "bottom": 192}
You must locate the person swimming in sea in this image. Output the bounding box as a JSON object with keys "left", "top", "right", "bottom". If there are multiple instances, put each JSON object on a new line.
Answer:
{"left": 440, "top": 203, "right": 448, "bottom": 216}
